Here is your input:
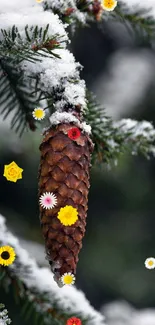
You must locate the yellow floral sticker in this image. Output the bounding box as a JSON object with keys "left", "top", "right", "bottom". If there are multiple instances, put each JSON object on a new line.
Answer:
{"left": 3, "top": 161, "right": 23, "bottom": 183}
{"left": 101, "top": 0, "right": 117, "bottom": 11}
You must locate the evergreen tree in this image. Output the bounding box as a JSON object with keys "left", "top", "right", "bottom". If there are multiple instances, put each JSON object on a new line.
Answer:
{"left": 1, "top": 0, "right": 155, "bottom": 324}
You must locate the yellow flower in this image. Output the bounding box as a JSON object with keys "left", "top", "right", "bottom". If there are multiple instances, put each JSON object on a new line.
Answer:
{"left": 57, "top": 205, "right": 78, "bottom": 226}
{"left": 61, "top": 272, "right": 75, "bottom": 285}
{"left": 3, "top": 161, "right": 23, "bottom": 183}
{"left": 0, "top": 246, "right": 16, "bottom": 266}
{"left": 101, "top": 0, "right": 117, "bottom": 11}
{"left": 32, "top": 107, "right": 45, "bottom": 120}
{"left": 36, "top": 0, "right": 44, "bottom": 3}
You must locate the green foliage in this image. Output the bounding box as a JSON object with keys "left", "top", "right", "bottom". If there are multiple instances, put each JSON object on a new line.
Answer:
{"left": 0, "top": 59, "right": 38, "bottom": 136}
{"left": 84, "top": 91, "right": 114, "bottom": 165}
{"left": 43, "top": 0, "right": 155, "bottom": 44}
{"left": 43, "top": 0, "right": 94, "bottom": 26}
{"left": 0, "top": 24, "right": 66, "bottom": 136}
{"left": 0, "top": 266, "right": 89, "bottom": 325}
{"left": 84, "top": 91, "right": 155, "bottom": 166}
{"left": 111, "top": 1, "right": 155, "bottom": 44}
{"left": 0, "top": 25, "right": 63, "bottom": 63}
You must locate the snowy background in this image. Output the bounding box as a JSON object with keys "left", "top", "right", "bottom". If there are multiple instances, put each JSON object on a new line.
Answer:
{"left": 1, "top": 0, "right": 155, "bottom": 324}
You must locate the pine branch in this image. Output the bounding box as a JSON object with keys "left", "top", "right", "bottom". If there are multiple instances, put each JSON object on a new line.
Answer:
{"left": 1, "top": 0, "right": 155, "bottom": 163}
{"left": 0, "top": 214, "right": 105, "bottom": 325}
{"left": 43, "top": 0, "right": 103, "bottom": 27}
{"left": 0, "top": 25, "right": 64, "bottom": 63}
{"left": 0, "top": 59, "right": 39, "bottom": 136}
{"left": 0, "top": 20, "right": 69, "bottom": 136}
{"left": 43, "top": 0, "right": 155, "bottom": 43}
{"left": 110, "top": 1, "right": 155, "bottom": 44}
{"left": 0, "top": 7, "right": 90, "bottom": 135}
{"left": 84, "top": 92, "right": 155, "bottom": 165}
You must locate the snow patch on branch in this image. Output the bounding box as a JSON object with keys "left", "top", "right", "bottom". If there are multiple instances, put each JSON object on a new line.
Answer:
{"left": 0, "top": 0, "right": 89, "bottom": 122}
{"left": 49, "top": 111, "right": 79, "bottom": 124}
{"left": 21, "top": 48, "right": 87, "bottom": 109}
{"left": 44, "top": 0, "right": 92, "bottom": 26}
{"left": 0, "top": 6, "right": 68, "bottom": 45}
{"left": 46, "top": 0, "right": 77, "bottom": 11}
{"left": 0, "top": 215, "right": 105, "bottom": 325}
{"left": 49, "top": 112, "right": 91, "bottom": 134}
{"left": 97, "top": 117, "right": 155, "bottom": 161}
{"left": 102, "top": 300, "right": 155, "bottom": 325}
{"left": 114, "top": 119, "right": 155, "bottom": 140}
{"left": 105, "top": 118, "right": 155, "bottom": 158}
{"left": 22, "top": 49, "right": 81, "bottom": 87}
{"left": 0, "top": 305, "right": 11, "bottom": 325}
{"left": 64, "top": 80, "right": 86, "bottom": 107}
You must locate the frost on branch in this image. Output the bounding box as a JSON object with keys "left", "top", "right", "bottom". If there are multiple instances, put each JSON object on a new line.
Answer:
{"left": 0, "top": 305, "right": 11, "bottom": 325}
{"left": 21, "top": 48, "right": 87, "bottom": 109}
{"left": 102, "top": 300, "right": 155, "bottom": 325}
{"left": 113, "top": 119, "right": 155, "bottom": 157}
{"left": 49, "top": 112, "right": 91, "bottom": 134}
{"left": 44, "top": 0, "right": 105, "bottom": 27}
{"left": 0, "top": 0, "right": 91, "bottom": 133}
{"left": 0, "top": 0, "right": 89, "bottom": 113}
{"left": 0, "top": 5, "right": 68, "bottom": 42}
{"left": 0, "top": 215, "right": 105, "bottom": 325}
{"left": 100, "top": 117, "right": 155, "bottom": 164}
{"left": 84, "top": 92, "right": 155, "bottom": 164}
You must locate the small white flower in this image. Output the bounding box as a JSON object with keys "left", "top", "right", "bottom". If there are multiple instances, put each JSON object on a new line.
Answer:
{"left": 39, "top": 192, "right": 57, "bottom": 210}
{"left": 32, "top": 107, "right": 45, "bottom": 120}
{"left": 145, "top": 257, "right": 155, "bottom": 269}
{"left": 61, "top": 272, "right": 75, "bottom": 285}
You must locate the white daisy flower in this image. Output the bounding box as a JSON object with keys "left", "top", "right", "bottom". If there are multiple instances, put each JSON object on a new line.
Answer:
{"left": 39, "top": 192, "right": 57, "bottom": 210}
{"left": 61, "top": 272, "right": 75, "bottom": 285}
{"left": 144, "top": 257, "right": 155, "bottom": 269}
{"left": 32, "top": 107, "right": 45, "bottom": 120}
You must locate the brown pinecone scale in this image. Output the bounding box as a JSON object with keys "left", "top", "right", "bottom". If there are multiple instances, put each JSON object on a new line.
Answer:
{"left": 38, "top": 122, "right": 94, "bottom": 286}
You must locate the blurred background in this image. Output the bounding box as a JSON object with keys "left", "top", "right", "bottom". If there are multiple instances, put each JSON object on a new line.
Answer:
{"left": 1, "top": 0, "right": 155, "bottom": 324}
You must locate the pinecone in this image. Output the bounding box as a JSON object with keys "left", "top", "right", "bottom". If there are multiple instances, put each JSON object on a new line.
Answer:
{"left": 38, "top": 122, "right": 94, "bottom": 286}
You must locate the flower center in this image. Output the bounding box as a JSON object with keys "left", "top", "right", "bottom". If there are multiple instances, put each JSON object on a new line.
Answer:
{"left": 35, "top": 109, "right": 44, "bottom": 118}
{"left": 66, "top": 212, "right": 72, "bottom": 219}
{"left": 1, "top": 251, "right": 10, "bottom": 260}
{"left": 149, "top": 260, "right": 153, "bottom": 266}
{"left": 104, "top": 0, "right": 115, "bottom": 6}
{"left": 63, "top": 275, "right": 73, "bottom": 284}
{"left": 8, "top": 168, "right": 17, "bottom": 176}
{"left": 45, "top": 197, "right": 52, "bottom": 204}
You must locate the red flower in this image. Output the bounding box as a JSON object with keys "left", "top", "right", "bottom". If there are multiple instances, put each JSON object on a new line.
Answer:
{"left": 66, "top": 317, "right": 82, "bottom": 325}
{"left": 67, "top": 127, "right": 81, "bottom": 140}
